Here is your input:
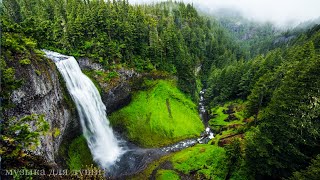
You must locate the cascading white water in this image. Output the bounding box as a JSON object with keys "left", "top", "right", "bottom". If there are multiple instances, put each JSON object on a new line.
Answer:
{"left": 198, "top": 90, "right": 214, "bottom": 143}
{"left": 43, "top": 50, "right": 123, "bottom": 168}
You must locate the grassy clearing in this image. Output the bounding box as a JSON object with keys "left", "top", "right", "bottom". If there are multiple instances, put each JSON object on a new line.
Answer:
{"left": 67, "top": 136, "right": 94, "bottom": 170}
{"left": 209, "top": 100, "right": 246, "bottom": 131}
{"left": 156, "top": 170, "right": 180, "bottom": 180}
{"left": 171, "top": 144, "right": 228, "bottom": 179}
{"left": 207, "top": 100, "right": 249, "bottom": 146}
{"left": 210, "top": 106, "right": 229, "bottom": 126}
{"left": 110, "top": 80, "right": 204, "bottom": 147}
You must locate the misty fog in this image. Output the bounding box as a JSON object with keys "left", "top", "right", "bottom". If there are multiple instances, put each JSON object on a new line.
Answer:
{"left": 129, "top": 0, "right": 320, "bottom": 27}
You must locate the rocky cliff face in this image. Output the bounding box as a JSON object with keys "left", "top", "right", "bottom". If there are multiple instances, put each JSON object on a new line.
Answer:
{"left": 3, "top": 55, "right": 139, "bottom": 168}
{"left": 3, "top": 55, "right": 160, "bottom": 168}
{"left": 3, "top": 56, "right": 79, "bottom": 167}
{"left": 78, "top": 58, "right": 139, "bottom": 114}
{"left": 78, "top": 58, "right": 169, "bottom": 115}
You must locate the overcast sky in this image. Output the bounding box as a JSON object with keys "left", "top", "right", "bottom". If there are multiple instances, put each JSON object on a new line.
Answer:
{"left": 129, "top": 0, "right": 320, "bottom": 26}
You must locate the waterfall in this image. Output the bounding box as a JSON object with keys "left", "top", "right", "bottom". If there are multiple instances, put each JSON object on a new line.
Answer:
{"left": 198, "top": 90, "right": 214, "bottom": 143}
{"left": 44, "top": 50, "right": 123, "bottom": 168}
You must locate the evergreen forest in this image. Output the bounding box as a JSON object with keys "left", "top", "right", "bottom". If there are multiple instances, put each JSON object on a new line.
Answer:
{"left": 1, "top": 0, "right": 320, "bottom": 179}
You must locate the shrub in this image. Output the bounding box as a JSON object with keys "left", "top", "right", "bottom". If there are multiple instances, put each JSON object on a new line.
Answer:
{"left": 19, "top": 59, "right": 31, "bottom": 65}
{"left": 0, "top": 114, "right": 49, "bottom": 167}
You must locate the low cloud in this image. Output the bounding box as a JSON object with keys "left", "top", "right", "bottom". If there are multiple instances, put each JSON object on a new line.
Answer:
{"left": 129, "top": 0, "right": 320, "bottom": 26}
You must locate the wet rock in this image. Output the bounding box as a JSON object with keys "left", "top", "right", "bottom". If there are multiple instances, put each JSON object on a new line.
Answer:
{"left": 103, "top": 68, "right": 141, "bottom": 113}
{"left": 78, "top": 58, "right": 140, "bottom": 114}
{"left": 102, "top": 81, "right": 132, "bottom": 113}
{"left": 78, "top": 57, "right": 103, "bottom": 71}
{"left": 4, "top": 57, "right": 79, "bottom": 167}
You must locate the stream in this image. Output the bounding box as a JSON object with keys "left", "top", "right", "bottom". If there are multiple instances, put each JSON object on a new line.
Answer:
{"left": 197, "top": 89, "right": 215, "bottom": 144}
{"left": 107, "top": 136, "right": 198, "bottom": 177}
{"left": 107, "top": 90, "right": 215, "bottom": 178}
{"left": 45, "top": 50, "right": 213, "bottom": 178}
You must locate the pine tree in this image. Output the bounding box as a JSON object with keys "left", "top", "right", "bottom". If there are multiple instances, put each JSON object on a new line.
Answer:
{"left": 245, "top": 42, "right": 320, "bottom": 178}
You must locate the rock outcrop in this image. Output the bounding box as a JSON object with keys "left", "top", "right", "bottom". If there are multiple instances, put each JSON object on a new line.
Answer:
{"left": 78, "top": 58, "right": 139, "bottom": 114}
{"left": 3, "top": 56, "right": 79, "bottom": 167}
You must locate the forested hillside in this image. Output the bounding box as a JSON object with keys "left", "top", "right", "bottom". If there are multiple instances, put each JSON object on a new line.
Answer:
{"left": 1, "top": 0, "right": 320, "bottom": 179}
{"left": 210, "top": 8, "right": 279, "bottom": 59}
{"left": 1, "top": 0, "right": 243, "bottom": 98}
{"left": 203, "top": 24, "right": 320, "bottom": 179}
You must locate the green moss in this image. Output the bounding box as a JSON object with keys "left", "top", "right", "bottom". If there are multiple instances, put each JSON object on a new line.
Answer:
{"left": 53, "top": 128, "right": 60, "bottom": 138}
{"left": 82, "top": 70, "right": 103, "bottom": 94}
{"left": 109, "top": 80, "right": 204, "bottom": 147}
{"left": 57, "top": 70, "right": 76, "bottom": 111}
{"left": 1, "top": 114, "right": 49, "bottom": 167}
{"left": 67, "top": 136, "right": 94, "bottom": 170}
{"left": 19, "top": 59, "right": 31, "bottom": 65}
{"left": 171, "top": 144, "right": 228, "bottom": 179}
{"left": 212, "top": 129, "right": 239, "bottom": 146}
{"left": 34, "top": 49, "right": 45, "bottom": 56}
{"left": 35, "top": 70, "right": 41, "bottom": 76}
{"left": 104, "top": 71, "right": 119, "bottom": 82}
{"left": 85, "top": 69, "right": 119, "bottom": 87}
{"left": 208, "top": 100, "right": 249, "bottom": 145}
{"left": 156, "top": 170, "right": 180, "bottom": 180}
{"left": 0, "top": 58, "right": 24, "bottom": 110}
{"left": 210, "top": 106, "right": 229, "bottom": 126}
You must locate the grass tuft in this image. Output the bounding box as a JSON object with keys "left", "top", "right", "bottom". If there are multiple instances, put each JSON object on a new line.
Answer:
{"left": 67, "top": 136, "right": 94, "bottom": 170}
{"left": 156, "top": 170, "right": 180, "bottom": 180}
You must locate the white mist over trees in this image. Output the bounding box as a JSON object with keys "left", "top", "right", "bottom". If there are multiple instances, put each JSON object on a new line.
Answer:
{"left": 129, "top": 0, "right": 320, "bottom": 27}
